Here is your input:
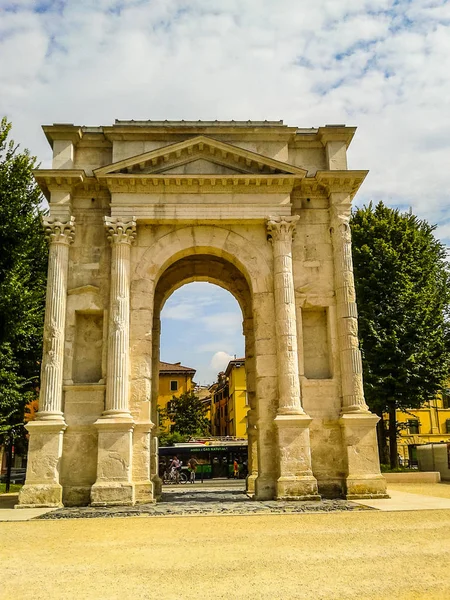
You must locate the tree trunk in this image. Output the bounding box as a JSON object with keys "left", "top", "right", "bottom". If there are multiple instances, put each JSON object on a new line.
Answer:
{"left": 388, "top": 402, "right": 398, "bottom": 469}
{"left": 376, "top": 414, "right": 388, "bottom": 465}
{"left": 5, "top": 437, "right": 12, "bottom": 493}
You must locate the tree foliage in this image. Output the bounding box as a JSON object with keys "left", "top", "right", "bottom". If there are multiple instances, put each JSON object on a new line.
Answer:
{"left": 351, "top": 202, "right": 450, "bottom": 467}
{"left": 0, "top": 117, "right": 47, "bottom": 442}
{"left": 159, "top": 391, "right": 210, "bottom": 439}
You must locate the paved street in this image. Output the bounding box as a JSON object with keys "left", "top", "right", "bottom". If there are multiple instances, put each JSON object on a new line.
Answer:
{"left": 35, "top": 481, "right": 366, "bottom": 520}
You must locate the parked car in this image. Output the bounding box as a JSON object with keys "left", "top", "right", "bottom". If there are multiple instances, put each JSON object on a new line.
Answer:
{"left": 0, "top": 468, "right": 26, "bottom": 484}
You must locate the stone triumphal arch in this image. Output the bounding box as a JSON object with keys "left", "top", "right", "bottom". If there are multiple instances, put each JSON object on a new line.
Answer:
{"left": 19, "top": 120, "right": 387, "bottom": 508}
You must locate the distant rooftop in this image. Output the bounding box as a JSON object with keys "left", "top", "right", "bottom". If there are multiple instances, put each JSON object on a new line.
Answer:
{"left": 159, "top": 361, "right": 196, "bottom": 374}
{"left": 225, "top": 358, "right": 245, "bottom": 376}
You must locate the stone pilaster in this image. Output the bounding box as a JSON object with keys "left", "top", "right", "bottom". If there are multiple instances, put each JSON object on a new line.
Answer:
{"left": 329, "top": 194, "right": 387, "bottom": 499}
{"left": 18, "top": 217, "right": 75, "bottom": 508}
{"left": 246, "top": 409, "right": 258, "bottom": 496}
{"left": 266, "top": 216, "right": 303, "bottom": 415}
{"left": 329, "top": 198, "right": 368, "bottom": 414}
{"left": 266, "top": 216, "right": 319, "bottom": 501}
{"left": 39, "top": 217, "right": 75, "bottom": 421}
{"left": 151, "top": 316, "right": 163, "bottom": 498}
{"left": 243, "top": 317, "right": 258, "bottom": 496}
{"left": 103, "top": 217, "right": 136, "bottom": 419}
{"left": 91, "top": 217, "right": 137, "bottom": 507}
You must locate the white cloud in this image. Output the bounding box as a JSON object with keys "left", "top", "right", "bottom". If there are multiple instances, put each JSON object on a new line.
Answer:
{"left": 210, "top": 351, "right": 234, "bottom": 373}
{"left": 1, "top": 0, "right": 449, "bottom": 242}
{"left": 3, "top": 0, "right": 450, "bottom": 376}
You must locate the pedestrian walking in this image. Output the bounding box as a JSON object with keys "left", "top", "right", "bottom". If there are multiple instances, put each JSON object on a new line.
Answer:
{"left": 233, "top": 459, "right": 239, "bottom": 479}
{"left": 188, "top": 456, "right": 198, "bottom": 483}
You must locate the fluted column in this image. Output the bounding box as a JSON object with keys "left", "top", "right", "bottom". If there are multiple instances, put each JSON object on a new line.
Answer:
{"left": 18, "top": 216, "right": 74, "bottom": 508}
{"left": 103, "top": 217, "right": 136, "bottom": 419}
{"left": 266, "top": 216, "right": 304, "bottom": 415}
{"left": 243, "top": 317, "right": 258, "bottom": 495}
{"left": 329, "top": 197, "right": 369, "bottom": 414}
{"left": 38, "top": 217, "right": 75, "bottom": 421}
{"left": 266, "top": 216, "right": 319, "bottom": 501}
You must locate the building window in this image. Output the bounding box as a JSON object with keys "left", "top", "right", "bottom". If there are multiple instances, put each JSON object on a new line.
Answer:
{"left": 170, "top": 380, "right": 178, "bottom": 392}
{"left": 408, "top": 445, "right": 418, "bottom": 467}
{"left": 442, "top": 388, "right": 450, "bottom": 409}
{"left": 166, "top": 401, "right": 172, "bottom": 413}
{"left": 446, "top": 419, "right": 450, "bottom": 434}
{"left": 408, "top": 420, "right": 419, "bottom": 434}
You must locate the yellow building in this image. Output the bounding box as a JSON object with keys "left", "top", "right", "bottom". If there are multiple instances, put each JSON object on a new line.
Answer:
{"left": 393, "top": 388, "right": 450, "bottom": 466}
{"left": 211, "top": 359, "right": 249, "bottom": 438}
{"left": 158, "top": 361, "right": 196, "bottom": 430}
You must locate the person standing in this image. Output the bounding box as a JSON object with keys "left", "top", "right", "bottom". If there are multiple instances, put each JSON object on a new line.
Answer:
{"left": 188, "top": 456, "right": 198, "bottom": 484}
{"left": 170, "top": 455, "right": 181, "bottom": 483}
{"left": 233, "top": 459, "right": 239, "bottom": 479}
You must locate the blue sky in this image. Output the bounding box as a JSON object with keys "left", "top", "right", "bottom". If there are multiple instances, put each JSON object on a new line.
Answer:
{"left": 160, "top": 282, "right": 244, "bottom": 385}
{"left": 1, "top": 0, "right": 450, "bottom": 382}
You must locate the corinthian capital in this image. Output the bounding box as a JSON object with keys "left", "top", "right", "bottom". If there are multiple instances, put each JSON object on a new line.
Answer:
{"left": 104, "top": 217, "right": 136, "bottom": 245}
{"left": 266, "top": 215, "right": 300, "bottom": 243}
{"left": 330, "top": 205, "right": 351, "bottom": 243}
{"left": 42, "top": 216, "right": 75, "bottom": 245}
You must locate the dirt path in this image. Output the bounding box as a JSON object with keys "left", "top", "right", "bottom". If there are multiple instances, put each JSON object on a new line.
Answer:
{"left": 1, "top": 509, "right": 449, "bottom": 600}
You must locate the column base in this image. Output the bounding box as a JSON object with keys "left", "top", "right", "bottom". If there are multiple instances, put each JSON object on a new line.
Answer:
{"left": 340, "top": 412, "right": 389, "bottom": 500}
{"left": 254, "top": 474, "right": 277, "bottom": 501}
{"left": 276, "top": 476, "right": 321, "bottom": 501}
{"left": 17, "top": 484, "right": 63, "bottom": 509}
{"left": 90, "top": 482, "right": 135, "bottom": 507}
{"left": 246, "top": 473, "right": 257, "bottom": 497}
{"left": 275, "top": 413, "right": 320, "bottom": 501}
{"left": 134, "top": 481, "right": 155, "bottom": 504}
{"left": 345, "top": 475, "right": 390, "bottom": 500}
{"left": 152, "top": 474, "right": 163, "bottom": 500}
{"left": 17, "top": 420, "right": 66, "bottom": 508}
{"left": 91, "top": 417, "right": 135, "bottom": 507}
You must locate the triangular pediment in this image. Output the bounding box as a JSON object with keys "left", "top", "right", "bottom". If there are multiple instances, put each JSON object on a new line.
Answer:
{"left": 94, "top": 135, "right": 307, "bottom": 178}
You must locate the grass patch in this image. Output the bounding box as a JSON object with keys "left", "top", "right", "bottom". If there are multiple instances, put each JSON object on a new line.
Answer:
{"left": 0, "top": 483, "right": 22, "bottom": 494}
{"left": 380, "top": 464, "right": 417, "bottom": 473}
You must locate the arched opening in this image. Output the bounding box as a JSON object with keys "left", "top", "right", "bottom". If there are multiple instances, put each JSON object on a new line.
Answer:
{"left": 150, "top": 254, "right": 258, "bottom": 500}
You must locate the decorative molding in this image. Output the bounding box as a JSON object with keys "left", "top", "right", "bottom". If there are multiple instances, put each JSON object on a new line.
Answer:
{"left": 67, "top": 285, "right": 100, "bottom": 296}
{"left": 94, "top": 135, "right": 308, "bottom": 178}
{"left": 315, "top": 170, "right": 368, "bottom": 198}
{"left": 104, "top": 217, "right": 136, "bottom": 245}
{"left": 266, "top": 215, "right": 300, "bottom": 243}
{"left": 42, "top": 216, "right": 75, "bottom": 245}
{"left": 33, "top": 169, "right": 85, "bottom": 200}
{"left": 100, "top": 174, "right": 298, "bottom": 195}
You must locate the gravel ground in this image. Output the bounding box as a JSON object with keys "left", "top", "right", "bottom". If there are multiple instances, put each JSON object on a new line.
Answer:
{"left": 36, "top": 486, "right": 367, "bottom": 520}
{"left": 1, "top": 509, "right": 449, "bottom": 600}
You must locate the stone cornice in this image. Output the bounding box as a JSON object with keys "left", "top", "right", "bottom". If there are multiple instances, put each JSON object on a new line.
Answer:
{"left": 94, "top": 136, "right": 307, "bottom": 177}
{"left": 42, "top": 125, "right": 83, "bottom": 148}
{"left": 315, "top": 170, "right": 368, "bottom": 197}
{"left": 33, "top": 169, "right": 85, "bottom": 199}
{"left": 317, "top": 126, "right": 356, "bottom": 147}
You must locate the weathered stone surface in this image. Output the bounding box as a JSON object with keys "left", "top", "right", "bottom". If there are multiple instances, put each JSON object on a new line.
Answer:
{"left": 21, "top": 121, "right": 387, "bottom": 508}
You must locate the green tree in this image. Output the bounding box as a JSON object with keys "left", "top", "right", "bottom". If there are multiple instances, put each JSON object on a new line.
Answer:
{"left": 0, "top": 117, "right": 47, "bottom": 448}
{"left": 159, "top": 391, "right": 210, "bottom": 439}
{"left": 351, "top": 202, "right": 450, "bottom": 468}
